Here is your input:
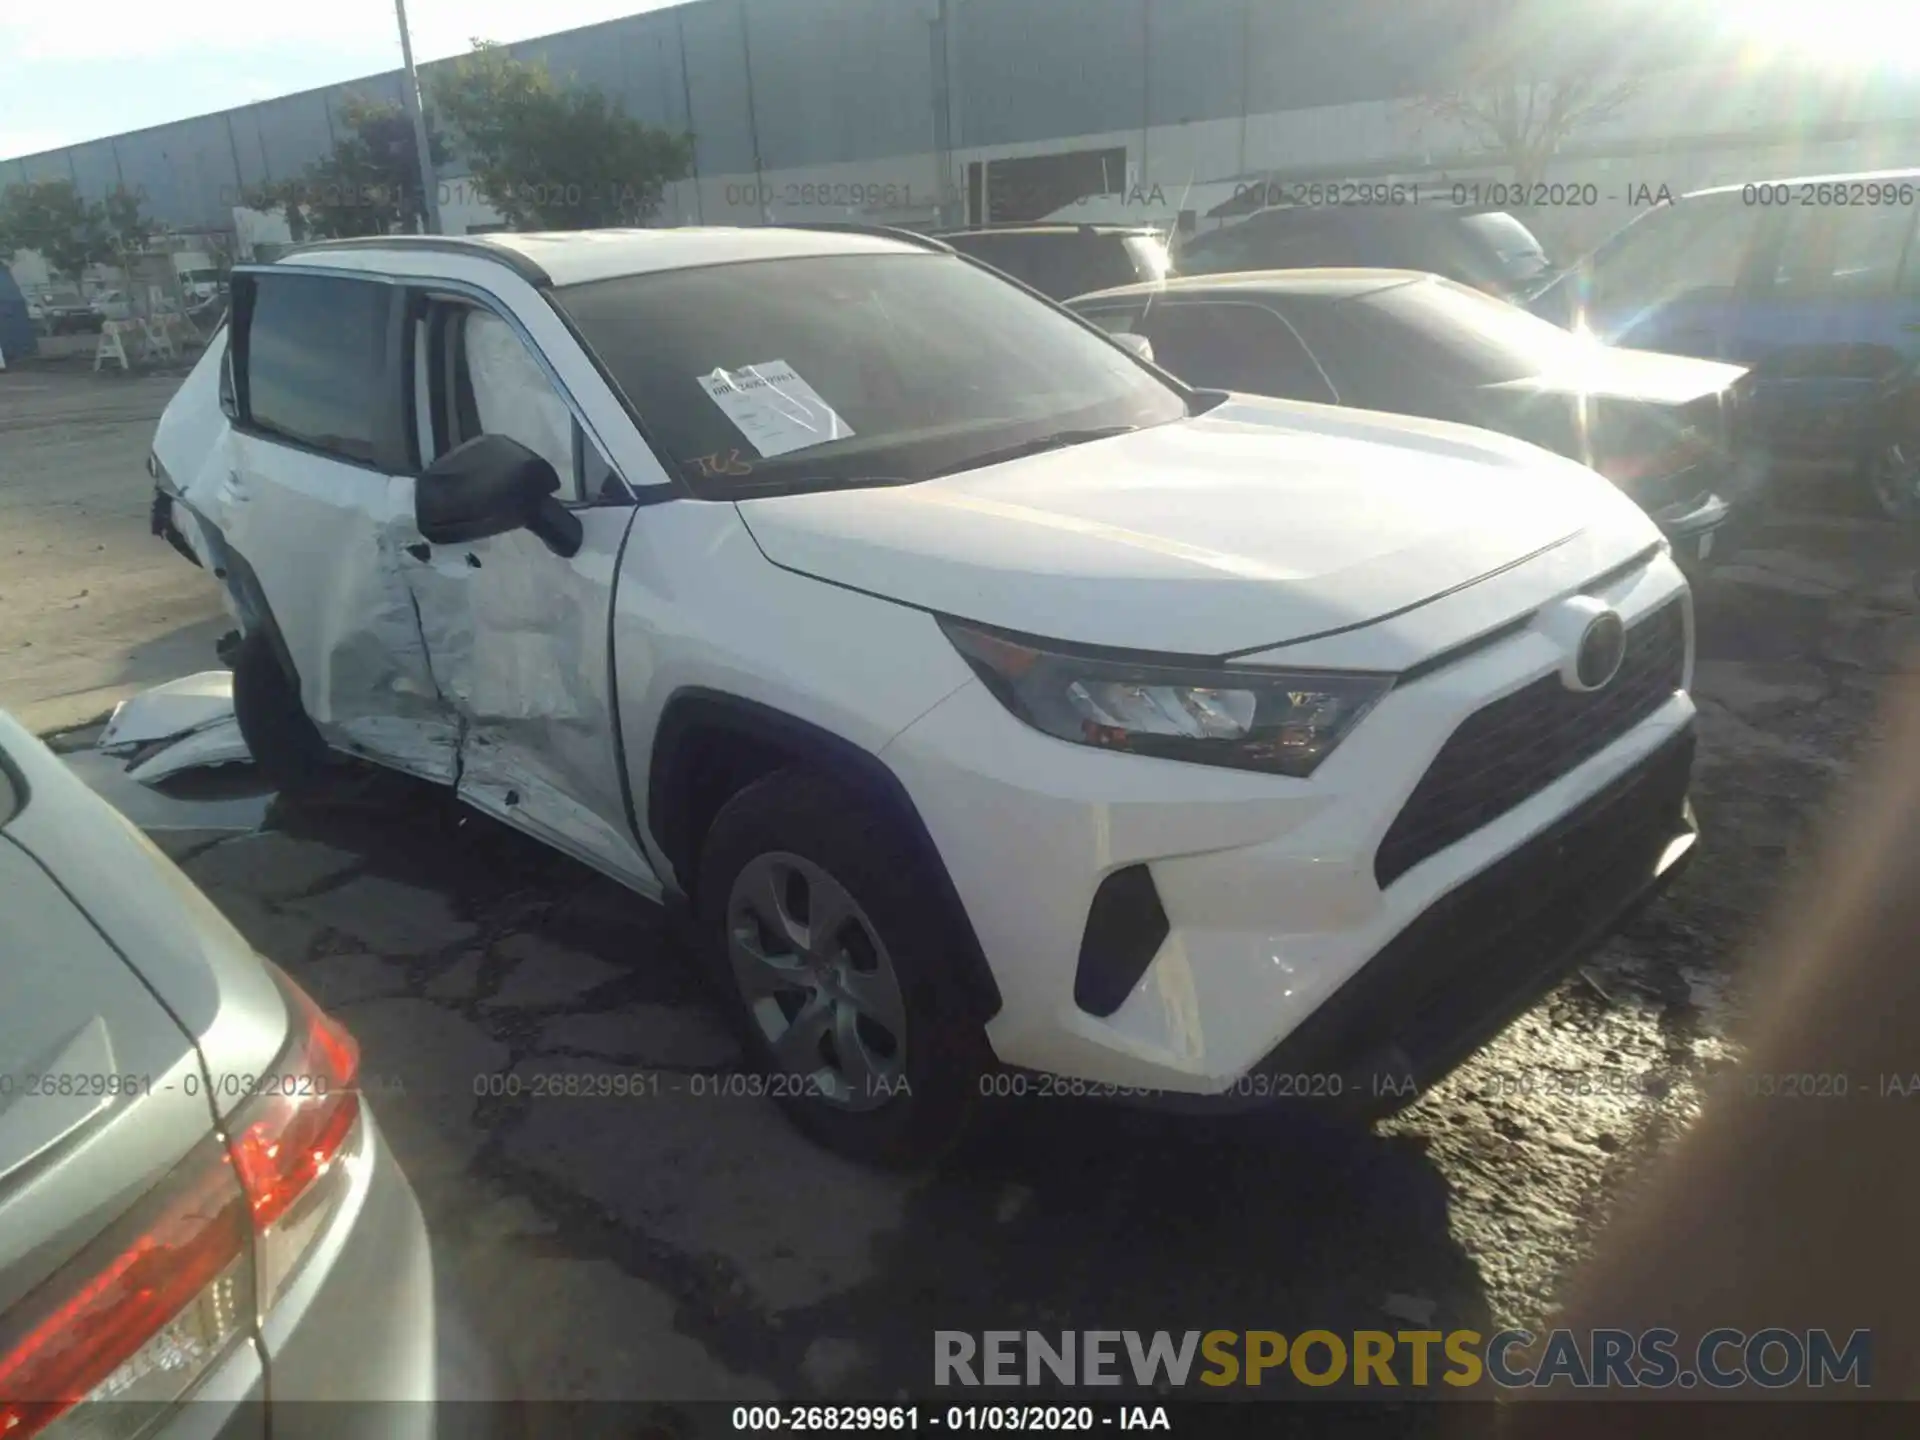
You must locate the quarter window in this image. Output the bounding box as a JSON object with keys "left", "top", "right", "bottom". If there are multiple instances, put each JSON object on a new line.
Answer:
{"left": 243, "top": 273, "right": 386, "bottom": 464}
{"left": 415, "top": 299, "right": 616, "bottom": 504}
{"left": 1766, "top": 204, "right": 1917, "bottom": 296}
{"left": 458, "top": 310, "right": 576, "bottom": 491}
{"left": 1136, "top": 301, "right": 1338, "bottom": 404}
{"left": 1587, "top": 196, "right": 1762, "bottom": 317}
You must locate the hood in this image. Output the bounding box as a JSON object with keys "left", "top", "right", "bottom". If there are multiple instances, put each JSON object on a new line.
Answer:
{"left": 737, "top": 396, "right": 1646, "bottom": 656}
{"left": 1484, "top": 345, "right": 1747, "bottom": 408}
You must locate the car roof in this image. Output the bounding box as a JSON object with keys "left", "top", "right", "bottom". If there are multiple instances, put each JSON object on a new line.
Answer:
{"left": 1224, "top": 203, "right": 1484, "bottom": 227}
{"left": 935, "top": 225, "right": 1161, "bottom": 238}
{"left": 1071, "top": 268, "right": 1430, "bottom": 306}
{"left": 1685, "top": 166, "right": 1920, "bottom": 199}
{"left": 279, "top": 225, "right": 940, "bottom": 288}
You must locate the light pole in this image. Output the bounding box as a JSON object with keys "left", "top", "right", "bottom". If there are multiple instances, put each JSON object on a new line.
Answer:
{"left": 394, "top": 0, "right": 444, "bottom": 234}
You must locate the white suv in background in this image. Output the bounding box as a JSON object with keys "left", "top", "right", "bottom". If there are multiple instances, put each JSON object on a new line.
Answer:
{"left": 148, "top": 226, "right": 1699, "bottom": 1165}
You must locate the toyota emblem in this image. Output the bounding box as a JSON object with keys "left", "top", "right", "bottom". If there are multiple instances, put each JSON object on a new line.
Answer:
{"left": 1573, "top": 611, "right": 1627, "bottom": 691}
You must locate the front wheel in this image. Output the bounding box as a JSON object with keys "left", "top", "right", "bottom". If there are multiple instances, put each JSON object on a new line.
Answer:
{"left": 697, "top": 769, "right": 989, "bottom": 1168}
{"left": 229, "top": 629, "right": 332, "bottom": 795}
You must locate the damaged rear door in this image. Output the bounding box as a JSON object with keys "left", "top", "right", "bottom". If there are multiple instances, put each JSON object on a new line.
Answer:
{"left": 218, "top": 267, "right": 459, "bottom": 781}
{"left": 397, "top": 286, "right": 657, "bottom": 892}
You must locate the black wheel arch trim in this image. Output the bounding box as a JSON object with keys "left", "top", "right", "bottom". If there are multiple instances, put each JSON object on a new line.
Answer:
{"left": 199, "top": 526, "right": 302, "bottom": 696}
{"left": 646, "top": 687, "right": 1003, "bottom": 1021}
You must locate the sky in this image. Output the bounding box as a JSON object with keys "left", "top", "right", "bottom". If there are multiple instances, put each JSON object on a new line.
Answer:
{"left": 0, "top": 0, "right": 678, "bottom": 161}
{"left": 6, "top": 0, "right": 1920, "bottom": 164}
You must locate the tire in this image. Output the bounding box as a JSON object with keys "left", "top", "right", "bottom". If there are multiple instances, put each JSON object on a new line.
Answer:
{"left": 697, "top": 768, "right": 989, "bottom": 1168}
{"left": 230, "top": 629, "right": 332, "bottom": 794}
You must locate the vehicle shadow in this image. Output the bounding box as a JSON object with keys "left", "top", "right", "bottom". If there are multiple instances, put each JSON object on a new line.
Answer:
{"left": 232, "top": 766, "right": 1492, "bottom": 1415}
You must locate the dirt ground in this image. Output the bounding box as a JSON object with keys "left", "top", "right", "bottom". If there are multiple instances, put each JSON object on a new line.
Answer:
{"left": 0, "top": 365, "right": 225, "bottom": 732}
{"left": 3, "top": 361, "right": 1915, "bottom": 1417}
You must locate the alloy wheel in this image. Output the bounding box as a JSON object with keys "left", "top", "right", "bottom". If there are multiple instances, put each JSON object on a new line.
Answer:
{"left": 726, "top": 851, "right": 908, "bottom": 1111}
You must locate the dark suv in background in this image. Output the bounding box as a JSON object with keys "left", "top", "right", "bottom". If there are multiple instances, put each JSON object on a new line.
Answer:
{"left": 1180, "top": 204, "right": 1555, "bottom": 301}
{"left": 935, "top": 224, "right": 1175, "bottom": 300}
{"left": 1529, "top": 169, "right": 1920, "bottom": 516}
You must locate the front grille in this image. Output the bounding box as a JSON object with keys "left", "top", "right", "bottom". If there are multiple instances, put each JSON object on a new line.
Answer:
{"left": 1257, "top": 725, "right": 1695, "bottom": 1100}
{"left": 1375, "top": 598, "right": 1686, "bottom": 887}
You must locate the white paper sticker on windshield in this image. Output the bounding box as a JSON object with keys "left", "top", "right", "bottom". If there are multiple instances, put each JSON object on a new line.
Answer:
{"left": 697, "top": 360, "right": 854, "bottom": 459}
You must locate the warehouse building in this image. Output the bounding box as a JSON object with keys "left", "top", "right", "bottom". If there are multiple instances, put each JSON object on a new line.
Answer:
{"left": 5, "top": 0, "right": 1920, "bottom": 259}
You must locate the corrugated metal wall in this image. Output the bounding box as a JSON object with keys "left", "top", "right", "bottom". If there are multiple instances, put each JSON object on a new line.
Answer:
{"left": 0, "top": 0, "right": 1735, "bottom": 231}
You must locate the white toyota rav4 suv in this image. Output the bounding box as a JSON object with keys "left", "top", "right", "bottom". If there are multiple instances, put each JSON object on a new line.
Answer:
{"left": 148, "top": 225, "right": 1698, "bottom": 1165}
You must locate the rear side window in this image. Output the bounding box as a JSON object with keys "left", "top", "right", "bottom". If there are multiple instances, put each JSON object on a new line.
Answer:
{"left": 1587, "top": 195, "right": 1763, "bottom": 318}
{"left": 1135, "top": 301, "right": 1338, "bottom": 403}
{"left": 242, "top": 273, "right": 387, "bottom": 464}
{"left": 1181, "top": 215, "right": 1333, "bottom": 275}
{"left": 1764, "top": 203, "right": 1918, "bottom": 297}
{"left": 1074, "top": 302, "right": 1151, "bottom": 335}
{"left": 952, "top": 234, "right": 1154, "bottom": 300}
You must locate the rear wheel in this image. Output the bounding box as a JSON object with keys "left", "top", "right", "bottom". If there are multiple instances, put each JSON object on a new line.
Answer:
{"left": 697, "top": 769, "right": 989, "bottom": 1168}
{"left": 230, "top": 629, "right": 332, "bottom": 795}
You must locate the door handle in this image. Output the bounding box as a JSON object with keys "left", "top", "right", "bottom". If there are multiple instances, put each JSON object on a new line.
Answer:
{"left": 404, "top": 542, "right": 430, "bottom": 562}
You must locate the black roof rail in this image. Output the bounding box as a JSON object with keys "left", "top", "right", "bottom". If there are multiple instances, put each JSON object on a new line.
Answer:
{"left": 265, "top": 233, "right": 553, "bottom": 286}
{"left": 774, "top": 221, "right": 953, "bottom": 253}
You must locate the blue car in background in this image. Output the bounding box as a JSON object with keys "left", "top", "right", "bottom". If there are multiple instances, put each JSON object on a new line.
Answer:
{"left": 0, "top": 266, "right": 38, "bottom": 365}
{"left": 1530, "top": 169, "right": 1920, "bottom": 516}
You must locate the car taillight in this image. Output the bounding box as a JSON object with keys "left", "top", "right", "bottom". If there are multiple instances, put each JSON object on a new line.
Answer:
{"left": 0, "top": 967, "right": 362, "bottom": 1440}
{"left": 230, "top": 964, "right": 362, "bottom": 1308}
{"left": 0, "top": 1135, "right": 253, "bottom": 1440}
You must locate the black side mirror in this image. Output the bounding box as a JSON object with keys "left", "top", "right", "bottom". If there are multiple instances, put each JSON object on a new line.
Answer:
{"left": 415, "top": 433, "right": 583, "bottom": 558}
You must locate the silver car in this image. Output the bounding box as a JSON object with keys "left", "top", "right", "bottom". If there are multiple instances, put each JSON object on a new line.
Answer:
{"left": 0, "top": 709, "right": 433, "bottom": 1438}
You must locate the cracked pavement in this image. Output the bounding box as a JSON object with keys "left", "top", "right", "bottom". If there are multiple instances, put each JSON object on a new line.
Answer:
{"left": 5, "top": 364, "right": 1917, "bottom": 1416}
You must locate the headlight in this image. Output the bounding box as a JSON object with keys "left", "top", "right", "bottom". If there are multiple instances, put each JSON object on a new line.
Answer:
{"left": 940, "top": 619, "right": 1392, "bottom": 779}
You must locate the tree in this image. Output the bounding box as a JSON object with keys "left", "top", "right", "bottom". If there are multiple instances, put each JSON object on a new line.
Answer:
{"left": 1409, "top": 3, "right": 1641, "bottom": 186}
{"left": 0, "top": 179, "right": 99, "bottom": 285}
{"left": 247, "top": 96, "right": 449, "bottom": 240}
{"left": 0, "top": 178, "right": 154, "bottom": 294}
{"left": 432, "top": 41, "right": 694, "bottom": 230}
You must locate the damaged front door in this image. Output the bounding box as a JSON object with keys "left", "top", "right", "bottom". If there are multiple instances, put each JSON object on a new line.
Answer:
{"left": 399, "top": 293, "right": 657, "bottom": 893}
{"left": 221, "top": 268, "right": 460, "bottom": 781}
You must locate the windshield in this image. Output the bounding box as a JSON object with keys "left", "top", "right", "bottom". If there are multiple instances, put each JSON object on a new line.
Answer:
{"left": 554, "top": 252, "right": 1188, "bottom": 496}
{"left": 1357, "top": 275, "right": 1598, "bottom": 383}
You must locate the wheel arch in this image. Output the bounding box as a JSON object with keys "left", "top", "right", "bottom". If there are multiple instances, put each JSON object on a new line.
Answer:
{"left": 646, "top": 688, "right": 1003, "bottom": 1022}
{"left": 202, "top": 529, "right": 303, "bottom": 691}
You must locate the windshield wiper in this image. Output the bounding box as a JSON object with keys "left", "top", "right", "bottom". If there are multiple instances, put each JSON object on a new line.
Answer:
{"left": 932, "top": 425, "right": 1141, "bottom": 478}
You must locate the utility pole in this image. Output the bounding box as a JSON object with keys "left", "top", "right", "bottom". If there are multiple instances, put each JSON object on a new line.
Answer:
{"left": 740, "top": 0, "right": 770, "bottom": 223}
{"left": 394, "top": 0, "right": 443, "bottom": 234}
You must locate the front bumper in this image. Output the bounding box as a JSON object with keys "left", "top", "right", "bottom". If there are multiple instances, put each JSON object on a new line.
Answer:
{"left": 151, "top": 489, "right": 206, "bottom": 568}
{"left": 881, "top": 559, "right": 1696, "bottom": 1095}
{"left": 1209, "top": 726, "right": 1696, "bottom": 1116}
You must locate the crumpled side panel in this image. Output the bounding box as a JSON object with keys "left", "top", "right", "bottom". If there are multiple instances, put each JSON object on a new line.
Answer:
{"left": 214, "top": 439, "right": 460, "bottom": 783}
{"left": 403, "top": 513, "right": 650, "bottom": 888}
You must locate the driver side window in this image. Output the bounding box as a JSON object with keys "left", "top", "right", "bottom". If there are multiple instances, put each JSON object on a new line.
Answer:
{"left": 1589, "top": 196, "right": 1763, "bottom": 316}
{"left": 411, "top": 297, "right": 622, "bottom": 504}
